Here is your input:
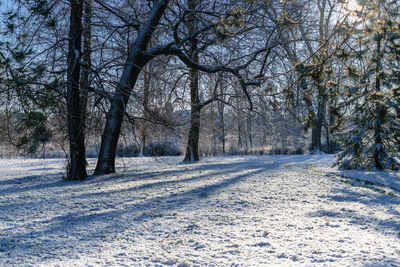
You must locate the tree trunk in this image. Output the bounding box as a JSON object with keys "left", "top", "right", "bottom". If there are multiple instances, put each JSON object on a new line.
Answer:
{"left": 247, "top": 114, "right": 252, "bottom": 149}
{"left": 183, "top": 0, "right": 201, "bottom": 162}
{"left": 184, "top": 107, "right": 201, "bottom": 162}
{"left": 324, "top": 123, "right": 331, "bottom": 152}
{"left": 80, "top": 0, "right": 92, "bottom": 162}
{"left": 94, "top": 0, "right": 169, "bottom": 175}
{"left": 183, "top": 63, "right": 201, "bottom": 162}
{"left": 310, "top": 108, "right": 324, "bottom": 152}
{"left": 66, "top": 0, "right": 87, "bottom": 180}
{"left": 221, "top": 111, "right": 225, "bottom": 154}
{"left": 310, "top": 86, "right": 327, "bottom": 153}
{"left": 139, "top": 64, "right": 150, "bottom": 157}
{"left": 325, "top": 100, "right": 338, "bottom": 153}
{"left": 374, "top": 35, "right": 384, "bottom": 170}
{"left": 237, "top": 107, "right": 243, "bottom": 149}
{"left": 218, "top": 105, "right": 225, "bottom": 154}
{"left": 217, "top": 81, "right": 225, "bottom": 154}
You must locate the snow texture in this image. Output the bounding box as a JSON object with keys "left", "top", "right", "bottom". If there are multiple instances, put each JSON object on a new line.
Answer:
{"left": 0, "top": 155, "right": 399, "bottom": 266}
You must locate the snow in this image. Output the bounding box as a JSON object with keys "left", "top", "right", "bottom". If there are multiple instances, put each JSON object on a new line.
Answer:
{"left": 0, "top": 155, "right": 399, "bottom": 266}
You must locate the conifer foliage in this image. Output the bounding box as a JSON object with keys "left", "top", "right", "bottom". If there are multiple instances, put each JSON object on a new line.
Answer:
{"left": 336, "top": 0, "right": 400, "bottom": 170}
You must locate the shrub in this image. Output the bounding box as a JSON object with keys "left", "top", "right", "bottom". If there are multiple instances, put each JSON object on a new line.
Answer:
{"left": 144, "top": 141, "right": 181, "bottom": 156}
{"left": 116, "top": 144, "right": 140, "bottom": 157}
{"left": 294, "top": 147, "right": 304, "bottom": 154}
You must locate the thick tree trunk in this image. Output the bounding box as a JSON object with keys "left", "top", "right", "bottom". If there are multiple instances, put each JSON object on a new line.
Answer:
{"left": 183, "top": 0, "right": 201, "bottom": 162}
{"left": 94, "top": 53, "right": 148, "bottom": 174}
{"left": 80, "top": 0, "right": 92, "bottom": 162}
{"left": 183, "top": 64, "right": 201, "bottom": 162}
{"left": 324, "top": 123, "right": 331, "bottom": 152}
{"left": 184, "top": 107, "right": 201, "bottom": 162}
{"left": 325, "top": 101, "right": 338, "bottom": 153}
{"left": 94, "top": 0, "right": 169, "bottom": 175}
{"left": 310, "top": 86, "right": 327, "bottom": 153}
{"left": 310, "top": 106, "right": 324, "bottom": 152}
{"left": 66, "top": 0, "right": 87, "bottom": 180}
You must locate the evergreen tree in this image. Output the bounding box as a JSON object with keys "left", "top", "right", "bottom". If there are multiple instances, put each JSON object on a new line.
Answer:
{"left": 336, "top": 0, "right": 400, "bottom": 170}
{"left": 0, "top": 8, "right": 55, "bottom": 155}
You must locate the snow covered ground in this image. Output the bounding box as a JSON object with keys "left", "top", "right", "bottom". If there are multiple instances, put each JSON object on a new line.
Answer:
{"left": 0, "top": 154, "right": 399, "bottom": 266}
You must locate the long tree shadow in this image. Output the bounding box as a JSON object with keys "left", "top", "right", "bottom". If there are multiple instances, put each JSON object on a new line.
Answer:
{"left": 328, "top": 169, "right": 400, "bottom": 193}
{"left": 0, "top": 175, "right": 56, "bottom": 187}
{"left": 0, "top": 156, "right": 279, "bottom": 260}
{"left": 0, "top": 154, "right": 320, "bottom": 263}
{"left": 0, "top": 159, "right": 253, "bottom": 208}
{"left": 0, "top": 155, "right": 306, "bottom": 198}
{"left": 0, "top": 155, "right": 314, "bottom": 219}
{"left": 0, "top": 167, "right": 244, "bottom": 212}
{"left": 76, "top": 158, "right": 290, "bottom": 200}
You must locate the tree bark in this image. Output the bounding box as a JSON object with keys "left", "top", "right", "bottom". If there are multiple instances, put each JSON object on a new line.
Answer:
{"left": 183, "top": 0, "right": 201, "bottom": 162}
{"left": 139, "top": 64, "right": 150, "bottom": 157}
{"left": 325, "top": 99, "right": 338, "bottom": 153}
{"left": 80, "top": 0, "right": 92, "bottom": 162}
{"left": 310, "top": 88, "right": 327, "bottom": 153}
{"left": 66, "top": 0, "right": 87, "bottom": 180}
{"left": 237, "top": 103, "right": 243, "bottom": 149}
{"left": 217, "top": 80, "right": 226, "bottom": 154}
{"left": 183, "top": 66, "right": 201, "bottom": 162}
{"left": 374, "top": 34, "right": 384, "bottom": 170}
{"left": 247, "top": 114, "right": 252, "bottom": 149}
{"left": 184, "top": 108, "right": 201, "bottom": 161}
{"left": 218, "top": 103, "right": 225, "bottom": 154}
{"left": 94, "top": 0, "right": 169, "bottom": 175}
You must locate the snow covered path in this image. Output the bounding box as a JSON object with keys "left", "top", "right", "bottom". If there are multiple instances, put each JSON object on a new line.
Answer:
{"left": 0, "top": 155, "right": 399, "bottom": 266}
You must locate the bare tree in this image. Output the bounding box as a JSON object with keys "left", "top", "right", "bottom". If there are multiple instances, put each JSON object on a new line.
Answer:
{"left": 66, "top": 0, "right": 87, "bottom": 180}
{"left": 183, "top": 0, "right": 201, "bottom": 162}
{"left": 94, "top": 0, "right": 170, "bottom": 174}
{"left": 80, "top": 0, "right": 92, "bottom": 163}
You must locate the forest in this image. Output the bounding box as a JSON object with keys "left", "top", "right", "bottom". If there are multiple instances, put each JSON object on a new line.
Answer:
{"left": 0, "top": 0, "right": 400, "bottom": 266}
{"left": 0, "top": 0, "right": 398, "bottom": 179}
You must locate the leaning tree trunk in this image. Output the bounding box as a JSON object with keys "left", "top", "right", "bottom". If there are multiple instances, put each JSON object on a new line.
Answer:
{"left": 66, "top": 0, "right": 87, "bottom": 180}
{"left": 94, "top": 0, "right": 169, "bottom": 175}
